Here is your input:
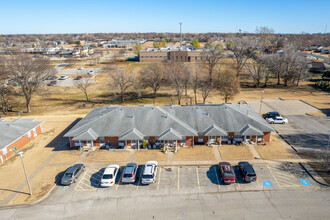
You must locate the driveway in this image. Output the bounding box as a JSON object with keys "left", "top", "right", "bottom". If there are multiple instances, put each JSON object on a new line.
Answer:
{"left": 247, "top": 99, "right": 330, "bottom": 154}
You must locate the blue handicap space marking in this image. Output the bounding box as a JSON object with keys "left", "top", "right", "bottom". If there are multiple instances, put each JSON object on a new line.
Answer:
{"left": 299, "top": 179, "right": 311, "bottom": 186}
{"left": 263, "top": 180, "right": 273, "bottom": 187}
{"left": 61, "top": 186, "right": 70, "bottom": 190}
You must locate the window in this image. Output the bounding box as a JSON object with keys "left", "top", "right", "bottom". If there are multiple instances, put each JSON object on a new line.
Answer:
{"left": 74, "top": 141, "right": 81, "bottom": 147}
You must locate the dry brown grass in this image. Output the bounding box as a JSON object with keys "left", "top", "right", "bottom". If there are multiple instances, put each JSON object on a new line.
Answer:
{"left": 255, "top": 136, "right": 296, "bottom": 159}
{"left": 8, "top": 166, "right": 67, "bottom": 205}
{"left": 174, "top": 146, "right": 215, "bottom": 161}
{"left": 132, "top": 150, "right": 167, "bottom": 162}
{"left": 49, "top": 150, "right": 82, "bottom": 164}
{"left": 218, "top": 145, "right": 255, "bottom": 160}
{"left": 84, "top": 150, "right": 129, "bottom": 162}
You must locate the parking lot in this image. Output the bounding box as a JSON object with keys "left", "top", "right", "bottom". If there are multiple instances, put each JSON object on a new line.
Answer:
{"left": 57, "top": 163, "right": 318, "bottom": 198}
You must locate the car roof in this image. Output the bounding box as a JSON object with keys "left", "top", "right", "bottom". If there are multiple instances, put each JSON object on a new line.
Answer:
{"left": 124, "top": 164, "right": 136, "bottom": 174}
{"left": 219, "top": 162, "right": 233, "bottom": 171}
{"left": 104, "top": 167, "right": 116, "bottom": 175}
{"left": 239, "top": 162, "right": 255, "bottom": 173}
{"left": 143, "top": 164, "right": 154, "bottom": 175}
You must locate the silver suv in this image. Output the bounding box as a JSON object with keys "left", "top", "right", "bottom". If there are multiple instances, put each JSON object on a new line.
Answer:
{"left": 122, "top": 163, "right": 138, "bottom": 183}
{"left": 141, "top": 161, "right": 158, "bottom": 184}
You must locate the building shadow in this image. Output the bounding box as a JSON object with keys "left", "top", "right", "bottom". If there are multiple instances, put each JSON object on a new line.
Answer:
{"left": 90, "top": 168, "right": 105, "bottom": 188}
{"left": 44, "top": 118, "right": 82, "bottom": 151}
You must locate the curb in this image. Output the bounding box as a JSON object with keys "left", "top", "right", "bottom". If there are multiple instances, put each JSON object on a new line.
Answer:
{"left": 298, "top": 162, "right": 329, "bottom": 187}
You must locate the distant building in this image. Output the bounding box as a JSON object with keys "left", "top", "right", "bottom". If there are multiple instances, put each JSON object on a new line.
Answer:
{"left": 139, "top": 46, "right": 209, "bottom": 63}
{"left": 103, "top": 39, "right": 146, "bottom": 49}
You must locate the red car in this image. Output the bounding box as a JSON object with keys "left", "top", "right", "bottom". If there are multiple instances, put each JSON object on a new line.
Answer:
{"left": 218, "top": 162, "right": 236, "bottom": 184}
{"left": 75, "top": 76, "right": 82, "bottom": 80}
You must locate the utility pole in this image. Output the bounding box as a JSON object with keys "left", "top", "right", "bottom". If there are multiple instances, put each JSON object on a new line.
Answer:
{"left": 259, "top": 90, "right": 264, "bottom": 115}
{"left": 18, "top": 152, "right": 32, "bottom": 196}
{"left": 179, "top": 21, "right": 183, "bottom": 50}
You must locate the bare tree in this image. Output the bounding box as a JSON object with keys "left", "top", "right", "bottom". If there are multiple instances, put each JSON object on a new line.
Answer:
{"left": 246, "top": 55, "right": 268, "bottom": 87}
{"left": 109, "top": 66, "right": 134, "bottom": 103}
{"left": 255, "top": 26, "right": 275, "bottom": 51}
{"left": 215, "top": 70, "right": 240, "bottom": 103}
{"left": 163, "top": 61, "right": 188, "bottom": 105}
{"left": 65, "top": 57, "right": 78, "bottom": 66}
{"left": 199, "top": 79, "right": 213, "bottom": 103}
{"left": 231, "top": 37, "right": 255, "bottom": 78}
{"left": 0, "top": 63, "right": 14, "bottom": 116}
{"left": 5, "top": 54, "right": 56, "bottom": 112}
{"left": 202, "top": 46, "right": 224, "bottom": 81}
{"left": 293, "top": 56, "right": 309, "bottom": 86}
{"left": 189, "top": 64, "right": 201, "bottom": 104}
{"left": 73, "top": 74, "right": 94, "bottom": 102}
{"left": 138, "top": 63, "right": 166, "bottom": 104}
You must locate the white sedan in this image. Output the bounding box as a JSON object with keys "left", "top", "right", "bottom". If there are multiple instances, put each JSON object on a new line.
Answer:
{"left": 59, "top": 75, "right": 69, "bottom": 80}
{"left": 100, "top": 164, "right": 119, "bottom": 187}
{"left": 266, "top": 116, "right": 288, "bottom": 124}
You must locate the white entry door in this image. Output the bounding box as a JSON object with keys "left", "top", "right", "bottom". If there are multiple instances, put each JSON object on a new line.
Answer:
{"left": 87, "top": 141, "right": 92, "bottom": 147}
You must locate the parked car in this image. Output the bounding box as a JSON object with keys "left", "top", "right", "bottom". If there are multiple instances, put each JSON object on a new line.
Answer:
{"left": 262, "top": 112, "right": 280, "bottom": 119}
{"left": 100, "top": 164, "right": 119, "bottom": 187}
{"left": 61, "top": 164, "right": 85, "bottom": 185}
{"left": 218, "top": 162, "right": 236, "bottom": 184}
{"left": 78, "top": 67, "right": 84, "bottom": 70}
{"left": 266, "top": 116, "right": 288, "bottom": 124}
{"left": 122, "top": 163, "right": 138, "bottom": 183}
{"left": 141, "top": 161, "right": 158, "bottom": 184}
{"left": 88, "top": 70, "right": 94, "bottom": 74}
{"left": 74, "top": 76, "right": 82, "bottom": 80}
{"left": 47, "top": 76, "right": 58, "bottom": 80}
{"left": 48, "top": 80, "right": 57, "bottom": 86}
{"left": 238, "top": 162, "right": 257, "bottom": 182}
{"left": 59, "top": 75, "right": 69, "bottom": 80}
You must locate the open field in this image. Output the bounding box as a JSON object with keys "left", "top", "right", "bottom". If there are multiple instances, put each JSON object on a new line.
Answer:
{"left": 132, "top": 150, "right": 167, "bottom": 162}
{"left": 8, "top": 165, "right": 67, "bottom": 205}
{"left": 255, "top": 136, "right": 297, "bottom": 160}
{"left": 84, "top": 150, "right": 129, "bottom": 162}
{"left": 218, "top": 145, "right": 255, "bottom": 160}
{"left": 173, "top": 146, "right": 215, "bottom": 161}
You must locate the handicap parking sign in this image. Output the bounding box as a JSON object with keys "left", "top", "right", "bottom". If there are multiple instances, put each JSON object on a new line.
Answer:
{"left": 263, "top": 180, "right": 273, "bottom": 187}
{"left": 299, "top": 179, "right": 311, "bottom": 186}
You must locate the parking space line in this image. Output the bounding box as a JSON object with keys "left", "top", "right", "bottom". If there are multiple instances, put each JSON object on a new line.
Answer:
{"left": 157, "top": 167, "right": 162, "bottom": 190}
{"left": 213, "top": 166, "right": 220, "bottom": 189}
{"left": 74, "top": 169, "right": 89, "bottom": 191}
{"left": 116, "top": 175, "right": 122, "bottom": 191}
{"left": 80, "top": 181, "right": 96, "bottom": 190}
{"left": 256, "top": 179, "right": 260, "bottom": 186}
{"left": 196, "top": 167, "right": 200, "bottom": 189}
{"left": 137, "top": 168, "right": 143, "bottom": 190}
{"left": 267, "top": 165, "right": 281, "bottom": 187}
{"left": 177, "top": 167, "right": 180, "bottom": 191}
{"left": 268, "top": 166, "right": 300, "bottom": 187}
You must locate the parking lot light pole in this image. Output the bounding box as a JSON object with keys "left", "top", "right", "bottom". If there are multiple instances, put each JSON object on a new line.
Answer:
{"left": 324, "top": 130, "right": 330, "bottom": 168}
{"left": 259, "top": 90, "right": 264, "bottom": 115}
{"left": 18, "top": 152, "right": 32, "bottom": 196}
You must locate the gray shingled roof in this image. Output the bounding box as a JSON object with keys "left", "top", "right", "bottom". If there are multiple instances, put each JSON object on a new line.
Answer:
{"left": 64, "top": 103, "right": 274, "bottom": 140}
{"left": 240, "top": 124, "right": 264, "bottom": 136}
{"left": 72, "top": 128, "right": 99, "bottom": 141}
{"left": 119, "top": 128, "right": 144, "bottom": 140}
{"left": 158, "top": 128, "right": 182, "bottom": 140}
{"left": 203, "top": 124, "right": 227, "bottom": 136}
{"left": 0, "top": 119, "right": 44, "bottom": 150}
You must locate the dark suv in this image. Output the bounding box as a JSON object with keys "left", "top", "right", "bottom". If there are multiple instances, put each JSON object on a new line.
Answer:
{"left": 262, "top": 111, "right": 280, "bottom": 119}
{"left": 238, "top": 162, "right": 257, "bottom": 182}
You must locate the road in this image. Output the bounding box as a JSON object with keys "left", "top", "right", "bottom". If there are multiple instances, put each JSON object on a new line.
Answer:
{"left": 0, "top": 189, "right": 329, "bottom": 219}
{"left": 298, "top": 51, "right": 330, "bottom": 63}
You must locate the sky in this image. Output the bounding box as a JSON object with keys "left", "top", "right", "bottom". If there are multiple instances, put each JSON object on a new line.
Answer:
{"left": 0, "top": 0, "right": 329, "bottom": 34}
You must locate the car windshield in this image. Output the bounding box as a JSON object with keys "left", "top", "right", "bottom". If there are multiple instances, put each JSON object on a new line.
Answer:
{"left": 223, "top": 171, "right": 234, "bottom": 176}
{"left": 247, "top": 174, "right": 256, "bottom": 177}
{"left": 102, "top": 174, "right": 113, "bottom": 179}
{"left": 65, "top": 173, "right": 73, "bottom": 177}
{"left": 142, "top": 174, "right": 153, "bottom": 179}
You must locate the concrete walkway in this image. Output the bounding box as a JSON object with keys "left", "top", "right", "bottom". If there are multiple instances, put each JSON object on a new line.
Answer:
{"left": 212, "top": 145, "right": 222, "bottom": 161}
{"left": 247, "top": 144, "right": 261, "bottom": 159}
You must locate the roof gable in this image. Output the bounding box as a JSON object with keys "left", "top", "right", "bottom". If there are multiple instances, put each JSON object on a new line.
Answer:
{"left": 119, "top": 128, "right": 144, "bottom": 140}
{"left": 203, "top": 124, "right": 227, "bottom": 136}
{"left": 72, "top": 128, "right": 99, "bottom": 141}
{"left": 158, "top": 128, "right": 182, "bottom": 140}
{"left": 240, "top": 124, "right": 264, "bottom": 136}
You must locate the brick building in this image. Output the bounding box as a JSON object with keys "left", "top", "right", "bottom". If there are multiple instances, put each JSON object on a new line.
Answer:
{"left": 64, "top": 104, "right": 274, "bottom": 150}
{"left": 0, "top": 119, "right": 43, "bottom": 164}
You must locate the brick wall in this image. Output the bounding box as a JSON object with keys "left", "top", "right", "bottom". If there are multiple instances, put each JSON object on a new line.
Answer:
{"left": 203, "top": 136, "right": 208, "bottom": 144}
{"left": 149, "top": 137, "right": 155, "bottom": 144}
{"left": 263, "top": 132, "right": 271, "bottom": 142}
{"left": 228, "top": 132, "right": 234, "bottom": 140}
{"left": 186, "top": 136, "right": 193, "bottom": 146}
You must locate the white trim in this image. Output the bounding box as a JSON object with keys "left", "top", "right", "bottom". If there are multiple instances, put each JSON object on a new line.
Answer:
{"left": 0, "top": 155, "right": 3, "bottom": 163}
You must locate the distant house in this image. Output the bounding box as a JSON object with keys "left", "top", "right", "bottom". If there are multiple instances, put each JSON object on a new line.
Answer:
{"left": 0, "top": 119, "right": 44, "bottom": 164}
{"left": 309, "top": 62, "right": 327, "bottom": 73}
{"left": 64, "top": 104, "right": 274, "bottom": 150}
